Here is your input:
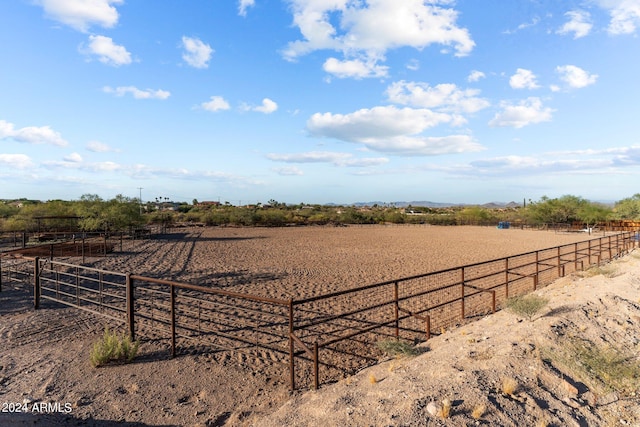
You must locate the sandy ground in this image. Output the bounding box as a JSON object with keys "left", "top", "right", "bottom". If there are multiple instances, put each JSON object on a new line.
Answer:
{"left": 1, "top": 225, "right": 636, "bottom": 426}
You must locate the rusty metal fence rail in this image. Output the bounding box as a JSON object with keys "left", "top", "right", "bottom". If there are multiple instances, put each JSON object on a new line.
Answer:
{"left": 287, "top": 232, "right": 635, "bottom": 389}
{"left": 0, "top": 231, "right": 635, "bottom": 391}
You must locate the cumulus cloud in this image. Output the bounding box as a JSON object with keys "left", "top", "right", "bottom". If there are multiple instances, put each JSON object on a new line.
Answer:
{"left": 273, "top": 166, "right": 304, "bottom": 176}
{"left": 42, "top": 159, "right": 122, "bottom": 172}
{"left": 0, "top": 119, "right": 68, "bottom": 146}
{"left": 242, "top": 98, "right": 278, "bottom": 114}
{"left": 200, "top": 96, "right": 231, "bottom": 112}
{"left": 238, "top": 0, "right": 255, "bottom": 16}
{"left": 36, "top": 0, "right": 122, "bottom": 32}
{"left": 82, "top": 35, "right": 132, "bottom": 66}
{"left": 467, "top": 70, "right": 486, "bottom": 82}
{"left": 323, "top": 57, "right": 389, "bottom": 79}
{"left": 596, "top": 0, "right": 640, "bottom": 35}
{"left": 267, "top": 151, "right": 389, "bottom": 167}
{"left": 457, "top": 145, "right": 640, "bottom": 178}
{"left": 557, "top": 10, "right": 593, "bottom": 39}
{"left": 64, "top": 152, "right": 83, "bottom": 162}
{"left": 181, "top": 36, "right": 213, "bottom": 69}
{"left": 103, "top": 86, "right": 170, "bottom": 100}
{"left": 282, "top": 0, "right": 474, "bottom": 78}
{"left": 0, "top": 154, "right": 35, "bottom": 169}
{"left": 509, "top": 68, "right": 540, "bottom": 90}
{"left": 86, "top": 140, "right": 118, "bottom": 152}
{"left": 556, "top": 65, "right": 598, "bottom": 88}
{"left": 306, "top": 106, "right": 484, "bottom": 156}
{"left": 489, "top": 97, "right": 554, "bottom": 128}
{"left": 386, "top": 81, "right": 490, "bottom": 114}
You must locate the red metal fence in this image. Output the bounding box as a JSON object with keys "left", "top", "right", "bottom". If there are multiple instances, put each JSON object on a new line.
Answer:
{"left": 1, "top": 231, "right": 635, "bottom": 391}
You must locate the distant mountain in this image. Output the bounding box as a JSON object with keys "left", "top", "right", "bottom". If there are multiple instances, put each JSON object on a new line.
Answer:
{"left": 349, "top": 201, "right": 523, "bottom": 208}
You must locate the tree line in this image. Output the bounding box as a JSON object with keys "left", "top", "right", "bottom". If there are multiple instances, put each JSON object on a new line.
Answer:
{"left": 1, "top": 193, "right": 640, "bottom": 233}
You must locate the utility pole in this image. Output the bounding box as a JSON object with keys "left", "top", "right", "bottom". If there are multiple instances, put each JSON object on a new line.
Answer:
{"left": 138, "top": 187, "right": 143, "bottom": 215}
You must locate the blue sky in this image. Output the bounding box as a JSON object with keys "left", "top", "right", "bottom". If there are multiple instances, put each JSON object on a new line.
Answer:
{"left": 1, "top": 0, "right": 639, "bottom": 205}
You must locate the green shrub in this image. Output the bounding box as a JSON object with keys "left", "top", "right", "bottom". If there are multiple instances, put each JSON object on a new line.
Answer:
{"left": 376, "top": 339, "right": 421, "bottom": 357}
{"left": 90, "top": 327, "right": 140, "bottom": 367}
{"left": 505, "top": 294, "right": 549, "bottom": 321}
{"left": 543, "top": 336, "right": 640, "bottom": 394}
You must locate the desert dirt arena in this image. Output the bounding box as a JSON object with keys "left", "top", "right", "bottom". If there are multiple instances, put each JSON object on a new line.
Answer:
{"left": 0, "top": 225, "right": 633, "bottom": 426}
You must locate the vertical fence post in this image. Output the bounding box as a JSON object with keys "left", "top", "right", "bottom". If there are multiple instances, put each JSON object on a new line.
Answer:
{"left": 34, "top": 257, "right": 40, "bottom": 309}
{"left": 534, "top": 251, "right": 539, "bottom": 291}
{"left": 557, "top": 247, "right": 561, "bottom": 277}
{"left": 313, "top": 341, "right": 319, "bottom": 391}
{"left": 0, "top": 256, "right": 3, "bottom": 292}
{"left": 425, "top": 315, "right": 431, "bottom": 340}
{"left": 170, "top": 284, "right": 176, "bottom": 358}
{"left": 460, "top": 267, "right": 465, "bottom": 320}
{"left": 505, "top": 258, "right": 509, "bottom": 299}
{"left": 126, "top": 273, "right": 135, "bottom": 341}
{"left": 393, "top": 281, "right": 399, "bottom": 339}
{"left": 288, "top": 299, "right": 295, "bottom": 392}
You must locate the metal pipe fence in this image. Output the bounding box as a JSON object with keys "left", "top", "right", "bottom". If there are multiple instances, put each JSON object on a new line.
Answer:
{"left": 0, "top": 231, "right": 635, "bottom": 391}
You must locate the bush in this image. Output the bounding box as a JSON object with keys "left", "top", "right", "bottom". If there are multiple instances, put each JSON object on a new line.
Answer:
{"left": 90, "top": 327, "right": 140, "bottom": 367}
{"left": 376, "top": 339, "right": 421, "bottom": 357}
{"left": 505, "top": 294, "right": 549, "bottom": 321}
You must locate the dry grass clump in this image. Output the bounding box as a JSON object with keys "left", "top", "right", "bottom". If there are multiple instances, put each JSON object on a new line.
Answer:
{"left": 575, "top": 264, "right": 619, "bottom": 278}
{"left": 501, "top": 377, "right": 519, "bottom": 396}
{"left": 505, "top": 294, "right": 549, "bottom": 321}
{"left": 542, "top": 336, "right": 640, "bottom": 395}
{"left": 471, "top": 403, "right": 486, "bottom": 420}
{"left": 90, "top": 327, "right": 140, "bottom": 368}
{"left": 376, "top": 339, "right": 421, "bottom": 357}
{"left": 439, "top": 398, "right": 452, "bottom": 418}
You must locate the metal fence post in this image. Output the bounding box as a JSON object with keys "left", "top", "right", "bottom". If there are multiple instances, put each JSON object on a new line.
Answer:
{"left": 288, "top": 299, "right": 295, "bottom": 392}
{"left": 393, "top": 281, "right": 399, "bottom": 338}
{"left": 505, "top": 258, "right": 509, "bottom": 299}
{"left": 126, "top": 273, "right": 135, "bottom": 340}
{"left": 170, "top": 284, "right": 176, "bottom": 358}
{"left": 460, "top": 267, "right": 465, "bottom": 320}
{"left": 34, "top": 257, "right": 40, "bottom": 309}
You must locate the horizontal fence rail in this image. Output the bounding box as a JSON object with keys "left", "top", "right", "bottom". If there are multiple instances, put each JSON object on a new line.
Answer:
{"left": 1, "top": 231, "right": 636, "bottom": 391}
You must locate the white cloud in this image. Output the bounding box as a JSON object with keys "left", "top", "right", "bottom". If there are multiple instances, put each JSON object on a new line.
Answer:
{"left": 83, "top": 35, "right": 132, "bottom": 66}
{"left": 489, "top": 97, "right": 554, "bottom": 128}
{"left": 0, "top": 154, "right": 35, "bottom": 169}
{"left": 557, "top": 10, "right": 593, "bottom": 39}
{"left": 64, "top": 152, "right": 83, "bottom": 162}
{"left": 282, "top": 0, "right": 474, "bottom": 77}
{"left": 457, "top": 145, "right": 640, "bottom": 177}
{"left": 103, "top": 86, "right": 171, "bottom": 99}
{"left": 238, "top": 0, "right": 255, "bottom": 16}
{"left": 86, "top": 140, "right": 118, "bottom": 152}
{"left": 406, "top": 59, "right": 420, "bottom": 71}
{"left": 386, "top": 81, "right": 490, "bottom": 114}
{"left": 306, "top": 106, "right": 484, "bottom": 156}
{"left": 181, "top": 36, "right": 213, "bottom": 69}
{"left": 36, "top": 0, "right": 122, "bottom": 32}
{"left": 200, "top": 96, "right": 231, "bottom": 112}
{"left": 509, "top": 68, "right": 540, "bottom": 90}
{"left": 273, "top": 166, "right": 304, "bottom": 176}
{"left": 596, "top": 0, "right": 640, "bottom": 35}
{"left": 267, "top": 151, "right": 389, "bottom": 167}
{"left": 243, "top": 98, "right": 278, "bottom": 114}
{"left": 323, "top": 57, "right": 388, "bottom": 79}
{"left": 467, "top": 70, "right": 485, "bottom": 82}
{"left": 556, "top": 65, "right": 598, "bottom": 88}
{"left": 0, "top": 119, "right": 68, "bottom": 146}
